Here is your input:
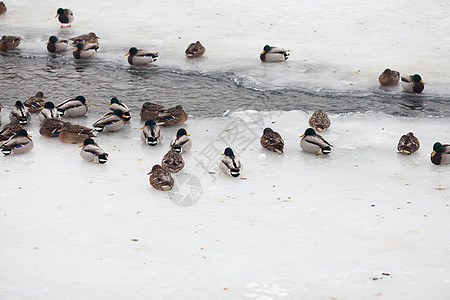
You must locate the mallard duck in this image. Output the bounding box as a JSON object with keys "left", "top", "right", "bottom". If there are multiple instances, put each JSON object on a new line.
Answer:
{"left": 309, "top": 109, "right": 331, "bottom": 132}
{"left": 141, "top": 120, "right": 162, "bottom": 146}
{"left": 24, "top": 91, "right": 47, "bottom": 113}
{"left": 70, "top": 32, "right": 99, "bottom": 47}
{"left": 56, "top": 8, "right": 74, "bottom": 28}
{"left": 39, "top": 101, "right": 60, "bottom": 122}
{"left": 79, "top": 138, "right": 108, "bottom": 164}
{"left": 126, "top": 47, "right": 159, "bottom": 66}
{"left": 57, "top": 96, "right": 88, "bottom": 117}
{"left": 108, "top": 97, "right": 130, "bottom": 120}
{"left": 0, "top": 2, "right": 7, "bottom": 14}
{"left": 170, "top": 128, "right": 192, "bottom": 154}
{"left": 300, "top": 128, "right": 332, "bottom": 155}
{"left": 9, "top": 101, "right": 31, "bottom": 126}
{"left": 401, "top": 74, "right": 424, "bottom": 93}
{"left": 397, "top": 132, "right": 420, "bottom": 155}
{"left": 46, "top": 36, "right": 68, "bottom": 53}
{"left": 378, "top": 68, "right": 400, "bottom": 86}
{"left": 59, "top": 122, "right": 95, "bottom": 144}
{"left": 39, "top": 118, "right": 66, "bottom": 137}
{"left": 140, "top": 102, "right": 188, "bottom": 126}
{"left": 0, "top": 119, "right": 22, "bottom": 142}
{"left": 260, "top": 127, "right": 284, "bottom": 153}
{"left": 0, "top": 35, "right": 22, "bottom": 51}
{"left": 161, "top": 150, "right": 185, "bottom": 173}
{"left": 185, "top": 41, "right": 205, "bottom": 58}
{"left": 260, "top": 45, "right": 290, "bottom": 62}
{"left": 220, "top": 147, "right": 242, "bottom": 177}
{"left": 92, "top": 109, "right": 126, "bottom": 132}
{"left": 431, "top": 142, "right": 450, "bottom": 165}
{"left": 148, "top": 164, "right": 174, "bottom": 191}
{"left": 1, "top": 129, "right": 33, "bottom": 156}
{"left": 73, "top": 42, "right": 99, "bottom": 59}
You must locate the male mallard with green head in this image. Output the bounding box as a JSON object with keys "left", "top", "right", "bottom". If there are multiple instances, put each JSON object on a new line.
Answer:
{"left": 56, "top": 8, "right": 74, "bottom": 28}
{"left": 108, "top": 97, "right": 130, "bottom": 120}
{"left": 162, "top": 150, "right": 185, "bottom": 173}
{"left": 185, "top": 41, "right": 205, "bottom": 58}
{"left": 9, "top": 101, "right": 31, "bottom": 126}
{"left": 126, "top": 47, "right": 159, "bottom": 66}
{"left": 309, "top": 109, "right": 331, "bottom": 132}
{"left": 24, "top": 91, "right": 47, "bottom": 113}
{"left": 170, "top": 128, "right": 192, "bottom": 154}
{"left": 300, "top": 128, "right": 332, "bottom": 155}
{"left": 141, "top": 120, "right": 162, "bottom": 146}
{"left": 73, "top": 42, "right": 99, "bottom": 59}
{"left": 431, "top": 142, "right": 450, "bottom": 165}
{"left": 79, "top": 138, "right": 108, "bottom": 164}
{"left": 39, "top": 102, "right": 60, "bottom": 122}
{"left": 46, "top": 36, "right": 68, "bottom": 53}
{"left": 57, "top": 96, "right": 88, "bottom": 118}
{"left": 260, "top": 45, "right": 290, "bottom": 62}
{"left": 397, "top": 132, "right": 420, "bottom": 155}
{"left": 1, "top": 129, "right": 33, "bottom": 156}
{"left": 220, "top": 147, "right": 242, "bottom": 177}
{"left": 0, "top": 35, "right": 22, "bottom": 51}
{"left": 260, "top": 127, "right": 284, "bottom": 154}
{"left": 401, "top": 74, "right": 424, "bottom": 93}
{"left": 148, "top": 164, "right": 174, "bottom": 191}
{"left": 92, "top": 109, "right": 126, "bottom": 132}
{"left": 378, "top": 68, "right": 400, "bottom": 86}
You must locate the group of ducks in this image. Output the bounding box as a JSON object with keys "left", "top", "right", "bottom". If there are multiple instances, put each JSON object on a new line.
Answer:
{"left": 378, "top": 68, "right": 425, "bottom": 93}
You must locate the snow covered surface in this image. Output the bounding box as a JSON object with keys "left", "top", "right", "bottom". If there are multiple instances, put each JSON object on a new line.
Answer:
{"left": 1, "top": 110, "right": 449, "bottom": 299}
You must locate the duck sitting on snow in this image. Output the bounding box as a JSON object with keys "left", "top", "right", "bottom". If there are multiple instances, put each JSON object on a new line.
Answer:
{"left": 73, "top": 42, "right": 99, "bottom": 59}
{"left": 401, "top": 74, "right": 424, "bottom": 93}
{"left": 260, "top": 127, "right": 284, "bottom": 154}
{"left": 185, "top": 41, "right": 205, "bottom": 58}
{"left": 148, "top": 164, "right": 174, "bottom": 191}
{"left": 0, "top": 120, "right": 22, "bottom": 143}
{"left": 309, "top": 109, "right": 331, "bottom": 132}
{"left": 431, "top": 142, "right": 450, "bottom": 165}
{"left": 140, "top": 102, "right": 188, "bottom": 126}
{"left": 9, "top": 101, "right": 31, "bottom": 126}
{"left": 170, "top": 128, "right": 192, "bottom": 154}
{"left": 39, "top": 118, "right": 66, "bottom": 137}
{"left": 24, "top": 91, "right": 47, "bottom": 113}
{"left": 220, "top": 147, "right": 242, "bottom": 177}
{"left": 39, "top": 102, "right": 60, "bottom": 122}
{"left": 300, "top": 128, "right": 332, "bottom": 155}
{"left": 70, "top": 32, "right": 99, "bottom": 47}
{"left": 260, "top": 45, "right": 290, "bottom": 62}
{"left": 56, "top": 8, "right": 74, "bottom": 28}
{"left": 378, "top": 68, "right": 400, "bottom": 86}
{"left": 1, "top": 129, "right": 33, "bottom": 156}
{"left": 46, "top": 36, "right": 68, "bottom": 53}
{"left": 59, "top": 122, "right": 95, "bottom": 144}
{"left": 79, "top": 138, "right": 108, "bottom": 164}
{"left": 126, "top": 47, "right": 159, "bottom": 66}
{"left": 57, "top": 96, "right": 88, "bottom": 117}
{"left": 141, "top": 120, "right": 162, "bottom": 146}
{"left": 397, "top": 132, "right": 420, "bottom": 155}
{"left": 92, "top": 109, "right": 126, "bottom": 132}
{"left": 108, "top": 97, "right": 130, "bottom": 120}
{"left": 0, "top": 35, "right": 22, "bottom": 51}
{"left": 162, "top": 150, "right": 185, "bottom": 173}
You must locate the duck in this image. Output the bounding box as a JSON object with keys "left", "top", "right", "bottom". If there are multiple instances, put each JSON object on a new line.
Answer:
{"left": 39, "top": 101, "right": 60, "bottom": 122}
{"left": 0, "top": 2, "right": 7, "bottom": 14}
{"left": 141, "top": 120, "right": 162, "bottom": 146}
{"left": 308, "top": 109, "right": 331, "bottom": 132}
{"left": 185, "top": 41, "right": 205, "bottom": 58}
{"left": 79, "top": 138, "right": 108, "bottom": 164}
{"left": 126, "top": 47, "right": 159, "bottom": 66}
{"left": 9, "top": 101, "right": 31, "bottom": 126}
{"left": 431, "top": 142, "right": 450, "bottom": 165}
{"left": 220, "top": 147, "right": 242, "bottom": 177}
{"left": 39, "top": 118, "right": 66, "bottom": 137}
{"left": 140, "top": 102, "right": 188, "bottom": 126}
{"left": 56, "top": 8, "right": 74, "bottom": 28}
{"left": 70, "top": 32, "right": 99, "bottom": 46}
{"left": 108, "top": 97, "right": 130, "bottom": 120}
{"left": 161, "top": 150, "right": 185, "bottom": 173}
{"left": 300, "top": 128, "right": 332, "bottom": 155}
{"left": 170, "top": 128, "right": 192, "bottom": 154}
{"left": 24, "top": 91, "right": 47, "bottom": 113}
{"left": 73, "top": 42, "right": 99, "bottom": 59}
{"left": 260, "top": 127, "right": 284, "bottom": 154}
{"left": 59, "top": 122, "right": 95, "bottom": 144}
{"left": 397, "top": 132, "right": 420, "bottom": 155}
{"left": 0, "top": 119, "right": 22, "bottom": 142}
{"left": 378, "top": 68, "right": 400, "bottom": 86}
{"left": 401, "top": 74, "right": 425, "bottom": 93}
{"left": 57, "top": 96, "right": 88, "bottom": 118}
{"left": 92, "top": 109, "right": 126, "bottom": 132}
{"left": 1, "top": 129, "right": 33, "bottom": 156}
{"left": 0, "top": 35, "right": 22, "bottom": 51}
{"left": 46, "top": 36, "right": 68, "bottom": 53}
{"left": 148, "top": 164, "right": 174, "bottom": 191}
{"left": 260, "top": 45, "right": 290, "bottom": 62}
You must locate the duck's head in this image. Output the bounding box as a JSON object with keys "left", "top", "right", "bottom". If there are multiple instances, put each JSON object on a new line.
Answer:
{"left": 432, "top": 142, "right": 444, "bottom": 157}
{"left": 300, "top": 128, "right": 316, "bottom": 137}
{"left": 126, "top": 47, "right": 138, "bottom": 56}
{"left": 223, "top": 147, "right": 235, "bottom": 157}
{"left": 44, "top": 101, "right": 55, "bottom": 109}
{"left": 35, "top": 91, "right": 46, "bottom": 98}
{"left": 16, "top": 129, "right": 31, "bottom": 137}
{"left": 74, "top": 43, "right": 84, "bottom": 52}
{"left": 56, "top": 8, "right": 65, "bottom": 17}
{"left": 112, "top": 109, "right": 124, "bottom": 117}
{"left": 176, "top": 128, "right": 189, "bottom": 137}
{"left": 412, "top": 74, "right": 424, "bottom": 84}
{"left": 109, "top": 97, "right": 119, "bottom": 105}
{"left": 141, "top": 119, "right": 156, "bottom": 129}
{"left": 15, "top": 100, "right": 24, "bottom": 107}
{"left": 75, "top": 95, "right": 86, "bottom": 104}
{"left": 47, "top": 36, "right": 58, "bottom": 44}
{"left": 82, "top": 138, "right": 96, "bottom": 146}
{"left": 261, "top": 45, "right": 271, "bottom": 54}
